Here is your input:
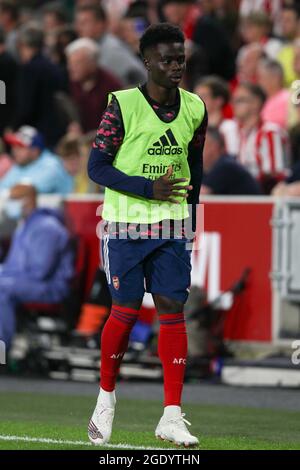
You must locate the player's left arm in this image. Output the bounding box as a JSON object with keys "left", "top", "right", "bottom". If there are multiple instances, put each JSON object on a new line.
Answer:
{"left": 187, "top": 107, "right": 208, "bottom": 233}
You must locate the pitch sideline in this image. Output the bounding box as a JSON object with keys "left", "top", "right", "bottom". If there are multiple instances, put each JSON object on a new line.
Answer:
{"left": 0, "top": 434, "right": 180, "bottom": 451}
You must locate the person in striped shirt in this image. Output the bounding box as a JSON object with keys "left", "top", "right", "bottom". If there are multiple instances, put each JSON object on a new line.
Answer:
{"left": 228, "top": 82, "right": 289, "bottom": 193}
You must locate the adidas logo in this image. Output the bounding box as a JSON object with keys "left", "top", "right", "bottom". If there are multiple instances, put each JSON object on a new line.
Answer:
{"left": 173, "top": 358, "right": 186, "bottom": 365}
{"left": 148, "top": 128, "right": 183, "bottom": 156}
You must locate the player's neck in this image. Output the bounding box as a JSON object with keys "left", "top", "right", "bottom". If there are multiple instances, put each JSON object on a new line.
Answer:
{"left": 145, "top": 82, "right": 177, "bottom": 106}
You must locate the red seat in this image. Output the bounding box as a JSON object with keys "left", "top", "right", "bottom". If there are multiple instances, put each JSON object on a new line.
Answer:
{"left": 23, "top": 303, "right": 62, "bottom": 314}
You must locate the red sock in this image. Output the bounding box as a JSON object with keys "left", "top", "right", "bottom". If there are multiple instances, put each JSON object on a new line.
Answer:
{"left": 100, "top": 305, "right": 139, "bottom": 391}
{"left": 158, "top": 313, "right": 187, "bottom": 407}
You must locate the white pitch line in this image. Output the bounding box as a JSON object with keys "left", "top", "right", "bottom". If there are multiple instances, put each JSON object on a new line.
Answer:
{"left": 0, "top": 435, "right": 178, "bottom": 451}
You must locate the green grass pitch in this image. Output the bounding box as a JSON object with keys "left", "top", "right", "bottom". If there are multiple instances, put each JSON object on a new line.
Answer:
{"left": 0, "top": 391, "right": 300, "bottom": 450}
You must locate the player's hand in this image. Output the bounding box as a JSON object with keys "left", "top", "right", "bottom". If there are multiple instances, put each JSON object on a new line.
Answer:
{"left": 152, "top": 166, "right": 193, "bottom": 204}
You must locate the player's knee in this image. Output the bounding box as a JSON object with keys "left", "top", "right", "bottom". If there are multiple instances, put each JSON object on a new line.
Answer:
{"left": 112, "top": 298, "right": 143, "bottom": 311}
{"left": 153, "top": 294, "right": 184, "bottom": 314}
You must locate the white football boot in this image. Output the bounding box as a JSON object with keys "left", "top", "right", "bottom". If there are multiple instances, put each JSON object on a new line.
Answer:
{"left": 88, "top": 388, "right": 116, "bottom": 445}
{"left": 155, "top": 405, "right": 199, "bottom": 447}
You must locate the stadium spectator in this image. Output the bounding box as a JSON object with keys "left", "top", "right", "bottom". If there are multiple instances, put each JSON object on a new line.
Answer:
{"left": 239, "top": 12, "right": 282, "bottom": 60}
{"left": 12, "top": 25, "right": 67, "bottom": 147}
{"left": 201, "top": 126, "right": 261, "bottom": 195}
{"left": 0, "top": 26, "right": 18, "bottom": 136}
{"left": 0, "top": 0, "right": 19, "bottom": 58}
{"left": 193, "top": 75, "right": 238, "bottom": 155}
{"left": 65, "top": 38, "right": 123, "bottom": 133}
{"left": 41, "top": 1, "right": 68, "bottom": 34}
{"left": 257, "top": 59, "right": 290, "bottom": 129}
{"left": 208, "top": 0, "right": 240, "bottom": 53}
{"left": 232, "top": 82, "right": 289, "bottom": 193}
{"left": 118, "top": 5, "right": 149, "bottom": 57}
{"left": 0, "top": 126, "right": 73, "bottom": 194}
{"left": 194, "top": 76, "right": 230, "bottom": 127}
{"left": 159, "top": 0, "right": 201, "bottom": 41}
{"left": 75, "top": 4, "right": 147, "bottom": 86}
{"left": 192, "top": 0, "right": 235, "bottom": 80}
{"left": 239, "top": 0, "right": 283, "bottom": 33}
{"left": 104, "top": 0, "right": 133, "bottom": 34}
{"left": 41, "top": 1, "right": 69, "bottom": 55}
{"left": 47, "top": 25, "right": 77, "bottom": 92}
{"left": 277, "top": 3, "right": 300, "bottom": 87}
{"left": 0, "top": 184, "right": 74, "bottom": 348}
{"left": 56, "top": 132, "right": 98, "bottom": 193}
{"left": 236, "top": 43, "right": 265, "bottom": 84}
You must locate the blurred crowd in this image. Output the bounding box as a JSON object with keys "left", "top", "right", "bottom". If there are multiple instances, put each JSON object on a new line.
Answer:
{"left": 1, "top": 0, "right": 300, "bottom": 196}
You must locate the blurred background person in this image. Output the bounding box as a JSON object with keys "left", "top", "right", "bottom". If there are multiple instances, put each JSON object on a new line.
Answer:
{"left": 0, "top": 0, "right": 19, "bottom": 58}
{"left": 239, "top": 12, "right": 282, "bottom": 60}
{"left": 0, "top": 184, "right": 74, "bottom": 349}
{"left": 56, "top": 132, "right": 98, "bottom": 193}
{"left": 65, "top": 38, "right": 123, "bottom": 134}
{"left": 41, "top": 1, "right": 68, "bottom": 34}
{"left": 0, "top": 25, "right": 18, "bottom": 136}
{"left": 193, "top": 75, "right": 238, "bottom": 155}
{"left": 232, "top": 82, "right": 289, "bottom": 193}
{"left": 191, "top": 0, "right": 235, "bottom": 81}
{"left": 239, "top": 0, "right": 283, "bottom": 36}
{"left": 13, "top": 24, "right": 66, "bottom": 147}
{"left": 118, "top": 1, "right": 150, "bottom": 58}
{"left": 158, "top": 0, "right": 201, "bottom": 41}
{"left": 0, "top": 126, "right": 73, "bottom": 194}
{"left": 235, "top": 42, "right": 265, "bottom": 85}
{"left": 40, "top": 1, "right": 68, "bottom": 53}
{"left": 201, "top": 126, "right": 261, "bottom": 195}
{"left": 257, "top": 58, "right": 290, "bottom": 129}
{"left": 75, "top": 4, "right": 147, "bottom": 86}
{"left": 194, "top": 75, "right": 231, "bottom": 127}
{"left": 48, "top": 25, "right": 78, "bottom": 89}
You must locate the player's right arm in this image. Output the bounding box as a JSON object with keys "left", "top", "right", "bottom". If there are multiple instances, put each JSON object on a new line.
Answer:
{"left": 88, "top": 97, "right": 191, "bottom": 203}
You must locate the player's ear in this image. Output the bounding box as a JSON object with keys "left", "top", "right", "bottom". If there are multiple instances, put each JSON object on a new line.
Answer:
{"left": 143, "top": 57, "right": 150, "bottom": 71}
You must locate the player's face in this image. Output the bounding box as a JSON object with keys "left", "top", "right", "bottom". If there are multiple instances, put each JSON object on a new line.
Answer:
{"left": 145, "top": 42, "right": 186, "bottom": 89}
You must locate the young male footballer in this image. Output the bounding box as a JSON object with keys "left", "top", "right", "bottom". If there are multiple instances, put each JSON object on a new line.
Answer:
{"left": 87, "top": 23, "right": 207, "bottom": 447}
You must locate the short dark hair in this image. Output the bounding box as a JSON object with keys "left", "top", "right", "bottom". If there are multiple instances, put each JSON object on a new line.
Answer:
{"left": 238, "top": 82, "right": 267, "bottom": 105}
{"left": 139, "top": 22, "right": 184, "bottom": 56}
{"left": 18, "top": 25, "right": 44, "bottom": 51}
{"left": 195, "top": 75, "right": 230, "bottom": 106}
{"left": 76, "top": 5, "right": 107, "bottom": 22}
{"left": 42, "top": 1, "right": 68, "bottom": 23}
